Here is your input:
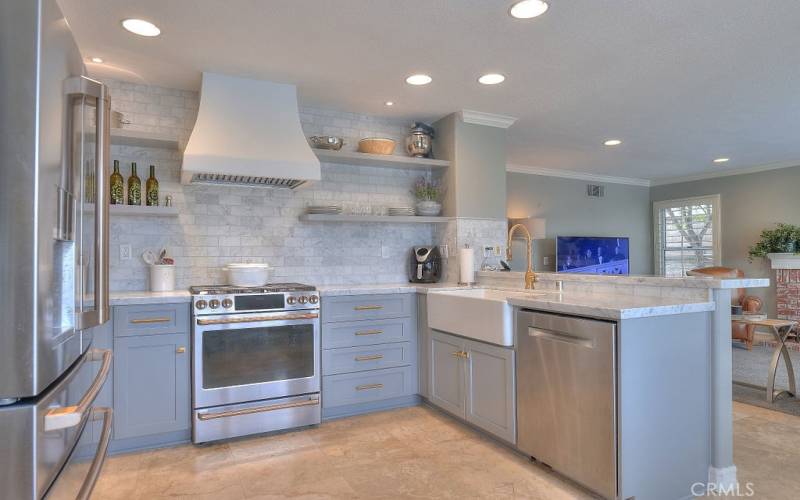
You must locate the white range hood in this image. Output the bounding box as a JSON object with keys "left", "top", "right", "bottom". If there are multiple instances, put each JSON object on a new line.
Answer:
{"left": 181, "top": 72, "right": 320, "bottom": 188}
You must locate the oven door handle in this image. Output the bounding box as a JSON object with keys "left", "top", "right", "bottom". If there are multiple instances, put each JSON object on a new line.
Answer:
{"left": 195, "top": 312, "right": 319, "bottom": 326}
{"left": 196, "top": 396, "right": 320, "bottom": 421}
{"left": 76, "top": 407, "right": 113, "bottom": 500}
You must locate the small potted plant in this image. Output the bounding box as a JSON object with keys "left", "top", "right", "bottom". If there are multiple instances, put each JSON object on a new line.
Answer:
{"left": 412, "top": 176, "right": 442, "bottom": 216}
{"left": 748, "top": 223, "right": 800, "bottom": 261}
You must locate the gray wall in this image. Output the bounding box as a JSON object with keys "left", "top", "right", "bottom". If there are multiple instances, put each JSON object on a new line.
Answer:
{"left": 506, "top": 172, "right": 653, "bottom": 275}
{"left": 651, "top": 166, "right": 800, "bottom": 316}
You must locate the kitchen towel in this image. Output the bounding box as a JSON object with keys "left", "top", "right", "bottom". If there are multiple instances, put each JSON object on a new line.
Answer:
{"left": 459, "top": 247, "right": 475, "bottom": 284}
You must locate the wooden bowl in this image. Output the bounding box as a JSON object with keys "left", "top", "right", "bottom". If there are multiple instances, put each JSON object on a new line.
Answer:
{"left": 358, "top": 137, "right": 396, "bottom": 155}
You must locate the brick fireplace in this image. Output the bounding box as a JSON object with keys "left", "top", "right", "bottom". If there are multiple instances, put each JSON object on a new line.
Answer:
{"left": 770, "top": 254, "right": 800, "bottom": 321}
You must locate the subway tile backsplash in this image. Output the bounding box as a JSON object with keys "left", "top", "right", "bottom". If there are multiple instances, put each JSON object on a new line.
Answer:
{"left": 105, "top": 79, "right": 437, "bottom": 290}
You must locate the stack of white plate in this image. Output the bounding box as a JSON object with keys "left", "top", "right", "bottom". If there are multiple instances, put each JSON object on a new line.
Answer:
{"left": 306, "top": 205, "right": 342, "bottom": 215}
{"left": 387, "top": 206, "right": 415, "bottom": 216}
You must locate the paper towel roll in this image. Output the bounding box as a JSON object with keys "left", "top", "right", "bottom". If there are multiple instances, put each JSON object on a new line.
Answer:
{"left": 459, "top": 247, "right": 475, "bottom": 284}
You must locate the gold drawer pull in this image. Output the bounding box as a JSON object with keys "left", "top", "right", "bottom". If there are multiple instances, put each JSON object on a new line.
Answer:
{"left": 354, "top": 305, "right": 383, "bottom": 311}
{"left": 176, "top": 346, "right": 186, "bottom": 354}
{"left": 356, "top": 383, "right": 384, "bottom": 391}
{"left": 451, "top": 351, "right": 469, "bottom": 359}
{"left": 355, "top": 354, "right": 384, "bottom": 362}
{"left": 355, "top": 329, "right": 383, "bottom": 336}
{"left": 130, "top": 317, "right": 171, "bottom": 324}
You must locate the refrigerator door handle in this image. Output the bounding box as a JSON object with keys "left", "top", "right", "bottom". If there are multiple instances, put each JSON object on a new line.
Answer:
{"left": 75, "top": 407, "right": 113, "bottom": 500}
{"left": 44, "top": 348, "right": 112, "bottom": 431}
{"left": 94, "top": 84, "right": 110, "bottom": 325}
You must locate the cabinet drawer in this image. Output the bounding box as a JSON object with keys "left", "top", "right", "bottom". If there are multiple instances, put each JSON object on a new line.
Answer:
{"left": 323, "top": 366, "right": 415, "bottom": 408}
{"left": 322, "top": 293, "right": 413, "bottom": 323}
{"left": 114, "top": 303, "right": 189, "bottom": 337}
{"left": 322, "top": 317, "right": 414, "bottom": 349}
{"left": 322, "top": 342, "right": 413, "bottom": 375}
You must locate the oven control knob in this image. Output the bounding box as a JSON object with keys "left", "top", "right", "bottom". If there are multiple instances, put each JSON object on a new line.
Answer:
{"left": 209, "top": 299, "right": 220, "bottom": 309}
{"left": 287, "top": 296, "right": 297, "bottom": 305}
{"left": 309, "top": 295, "right": 319, "bottom": 304}
{"left": 222, "top": 298, "right": 233, "bottom": 309}
{"left": 196, "top": 300, "right": 207, "bottom": 310}
{"left": 298, "top": 296, "right": 308, "bottom": 304}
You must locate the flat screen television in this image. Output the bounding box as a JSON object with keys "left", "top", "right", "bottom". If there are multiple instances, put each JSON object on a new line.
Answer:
{"left": 556, "top": 236, "right": 630, "bottom": 275}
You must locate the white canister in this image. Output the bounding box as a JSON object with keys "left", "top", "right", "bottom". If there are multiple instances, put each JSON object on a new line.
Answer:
{"left": 150, "top": 264, "right": 176, "bottom": 292}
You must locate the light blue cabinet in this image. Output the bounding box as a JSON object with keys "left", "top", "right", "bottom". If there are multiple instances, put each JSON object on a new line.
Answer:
{"left": 429, "top": 330, "right": 516, "bottom": 444}
{"left": 109, "top": 303, "right": 191, "bottom": 449}
{"left": 113, "top": 331, "right": 190, "bottom": 440}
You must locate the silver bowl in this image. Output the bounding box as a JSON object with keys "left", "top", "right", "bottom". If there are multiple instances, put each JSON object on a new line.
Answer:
{"left": 309, "top": 136, "right": 345, "bottom": 150}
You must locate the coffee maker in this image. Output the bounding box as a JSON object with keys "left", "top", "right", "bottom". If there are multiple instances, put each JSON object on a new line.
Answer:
{"left": 409, "top": 246, "right": 442, "bottom": 283}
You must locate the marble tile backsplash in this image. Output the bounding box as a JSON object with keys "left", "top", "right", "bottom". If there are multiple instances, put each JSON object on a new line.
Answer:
{"left": 105, "top": 79, "right": 438, "bottom": 291}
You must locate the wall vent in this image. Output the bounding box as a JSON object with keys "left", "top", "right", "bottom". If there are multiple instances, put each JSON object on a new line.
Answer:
{"left": 587, "top": 184, "right": 605, "bottom": 198}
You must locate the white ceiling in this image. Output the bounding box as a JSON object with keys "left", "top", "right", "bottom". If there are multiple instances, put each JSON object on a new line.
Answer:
{"left": 59, "top": 0, "right": 800, "bottom": 182}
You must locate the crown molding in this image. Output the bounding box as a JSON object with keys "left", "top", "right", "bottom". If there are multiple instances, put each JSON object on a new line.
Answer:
{"left": 459, "top": 109, "right": 518, "bottom": 129}
{"left": 506, "top": 164, "right": 652, "bottom": 187}
{"left": 649, "top": 159, "right": 800, "bottom": 186}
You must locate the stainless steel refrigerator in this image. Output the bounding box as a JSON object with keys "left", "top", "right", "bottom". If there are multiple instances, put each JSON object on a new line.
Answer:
{"left": 0, "top": 0, "right": 113, "bottom": 498}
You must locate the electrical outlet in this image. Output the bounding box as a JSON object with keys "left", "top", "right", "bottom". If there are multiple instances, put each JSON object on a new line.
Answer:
{"left": 494, "top": 245, "right": 502, "bottom": 256}
{"left": 439, "top": 244, "right": 449, "bottom": 258}
{"left": 543, "top": 255, "right": 551, "bottom": 266}
{"left": 119, "top": 244, "right": 132, "bottom": 261}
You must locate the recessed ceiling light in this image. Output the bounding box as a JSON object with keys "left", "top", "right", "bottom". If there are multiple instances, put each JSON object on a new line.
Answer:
{"left": 478, "top": 73, "right": 506, "bottom": 85}
{"left": 90, "top": 57, "right": 104, "bottom": 63}
{"left": 405, "top": 74, "right": 432, "bottom": 86}
{"left": 385, "top": 101, "right": 394, "bottom": 106}
{"left": 509, "top": 0, "right": 549, "bottom": 19}
{"left": 121, "top": 18, "right": 161, "bottom": 37}
{"left": 713, "top": 157, "right": 730, "bottom": 163}
{"left": 603, "top": 139, "right": 622, "bottom": 146}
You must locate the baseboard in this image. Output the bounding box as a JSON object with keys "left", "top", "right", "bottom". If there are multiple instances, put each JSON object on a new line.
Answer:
{"left": 322, "top": 394, "right": 420, "bottom": 420}
{"left": 108, "top": 429, "right": 191, "bottom": 455}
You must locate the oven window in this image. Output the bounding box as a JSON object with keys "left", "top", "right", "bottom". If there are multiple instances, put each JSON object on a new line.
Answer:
{"left": 202, "top": 324, "right": 314, "bottom": 389}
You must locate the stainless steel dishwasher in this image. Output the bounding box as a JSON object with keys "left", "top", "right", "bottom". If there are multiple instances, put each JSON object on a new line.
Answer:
{"left": 516, "top": 309, "right": 617, "bottom": 500}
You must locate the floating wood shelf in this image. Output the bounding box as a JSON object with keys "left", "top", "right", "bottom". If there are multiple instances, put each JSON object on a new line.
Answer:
{"left": 314, "top": 149, "right": 449, "bottom": 170}
{"left": 299, "top": 214, "right": 452, "bottom": 224}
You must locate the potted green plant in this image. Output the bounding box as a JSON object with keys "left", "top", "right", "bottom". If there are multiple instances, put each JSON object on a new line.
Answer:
{"left": 748, "top": 223, "right": 800, "bottom": 261}
{"left": 412, "top": 177, "right": 442, "bottom": 216}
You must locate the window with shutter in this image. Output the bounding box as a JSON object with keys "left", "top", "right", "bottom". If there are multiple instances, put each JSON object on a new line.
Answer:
{"left": 653, "top": 195, "right": 721, "bottom": 277}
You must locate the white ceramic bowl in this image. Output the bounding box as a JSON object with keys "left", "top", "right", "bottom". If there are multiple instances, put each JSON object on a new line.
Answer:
{"left": 225, "top": 263, "right": 271, "bottom": 287}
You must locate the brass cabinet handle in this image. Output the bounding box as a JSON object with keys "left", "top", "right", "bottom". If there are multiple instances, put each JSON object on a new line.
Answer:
{"left": 354, "top": 305, "right": 383, "bottom": 311}
{"left": 355, "top": 329, "right": 383, "bottom": 336}
{"left": 176, "top": 346, "right": 186, "bottom": 354}
{"left": 355, "top": 354, "right": 384, "bottom": 362}
{"left": 130, "top": 317, "right": 171, "bottom": 324}
{"left": 356, "top": 383, "right": 384, "bottom": 391}
{"left": 451, "top": 351, "right": 469, "bottom": 359}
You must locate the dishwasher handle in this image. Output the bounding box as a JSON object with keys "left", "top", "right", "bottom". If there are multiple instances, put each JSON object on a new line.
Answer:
{"left": 528, "top": 327, "right": 595, "bottom": 349}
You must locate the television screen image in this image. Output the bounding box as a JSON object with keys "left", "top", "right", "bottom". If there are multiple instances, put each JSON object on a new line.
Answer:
{"left": 556, "top": 236, "right": 630, "bottom": 275}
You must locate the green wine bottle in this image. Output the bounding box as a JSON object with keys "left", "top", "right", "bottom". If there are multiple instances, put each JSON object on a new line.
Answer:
{"left": 127, "top": 162, "right": 141, "bottom": 206}
{"left": 146, "top": 165, "right": 159, "bottom": 206}
{"left": 110, "top": 160, "right": 124, "bottom": 205}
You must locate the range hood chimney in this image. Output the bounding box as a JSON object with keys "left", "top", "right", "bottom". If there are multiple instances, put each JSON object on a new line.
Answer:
{"left": 182, "top": 72, "right": 320, "bottom": 188}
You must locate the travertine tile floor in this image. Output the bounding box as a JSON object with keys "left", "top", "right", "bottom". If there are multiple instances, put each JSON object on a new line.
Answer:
{"left": 92, "top": 402, "right": 800, "bottom": 499}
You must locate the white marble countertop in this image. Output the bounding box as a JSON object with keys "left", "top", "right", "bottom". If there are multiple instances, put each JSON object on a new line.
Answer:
{"left": 110, "top": 290, "right": 191, "bottom": 305}
{"left": 502, "top": 291, "right": 715, "bottom": 320}
{"left": 478, "top": 270, "right": 770, "bottom": 290}
{"left": 317, "top": 283, "right": 468, "bottom": 296}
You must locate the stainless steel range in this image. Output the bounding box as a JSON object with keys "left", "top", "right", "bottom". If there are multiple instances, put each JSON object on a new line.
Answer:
{"left": 190, "top": 283, "right": 321, "bottom": 443}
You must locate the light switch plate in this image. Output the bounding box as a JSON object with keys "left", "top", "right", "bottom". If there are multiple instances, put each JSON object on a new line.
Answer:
{"left": 119, "top": 244, "right": 132, "bottom": 261}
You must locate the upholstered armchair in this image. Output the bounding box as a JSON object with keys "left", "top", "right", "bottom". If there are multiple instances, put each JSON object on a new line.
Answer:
{"left": 687, "top": 266, "right": 764, "bottom": 350}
